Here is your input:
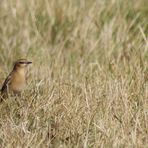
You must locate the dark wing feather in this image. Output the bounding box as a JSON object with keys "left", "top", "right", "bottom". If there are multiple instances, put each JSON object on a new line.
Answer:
{"left": 1, "top": 73, "right": 12, "bottom": 95}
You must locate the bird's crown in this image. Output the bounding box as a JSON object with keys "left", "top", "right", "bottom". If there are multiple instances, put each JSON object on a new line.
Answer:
{"left": 13, "top": 59, "right": 32, "bottom": 69}
{"left": 15, "top": 59, "right": 32, "bottom": 65}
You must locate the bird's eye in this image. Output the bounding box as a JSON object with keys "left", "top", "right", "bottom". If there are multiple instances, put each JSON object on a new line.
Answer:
{"left": 19, "top": 62, "right": 25, "bottom": 64}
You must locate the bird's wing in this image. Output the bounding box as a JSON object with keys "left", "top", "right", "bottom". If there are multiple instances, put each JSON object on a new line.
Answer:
{"left": 1, "top": 73, "right": 12, "bottom": 94}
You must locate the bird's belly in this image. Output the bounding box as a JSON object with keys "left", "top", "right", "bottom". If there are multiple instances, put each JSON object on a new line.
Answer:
{"left": 10, "top": 80, "right": 26, "bottom": 92}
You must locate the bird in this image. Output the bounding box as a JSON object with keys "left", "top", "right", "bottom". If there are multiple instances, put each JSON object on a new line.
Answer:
{"left": 1, "top": 59, "right": 32, "bottom": 100}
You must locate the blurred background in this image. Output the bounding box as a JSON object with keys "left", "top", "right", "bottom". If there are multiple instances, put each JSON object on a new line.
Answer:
{"left": 0, "top": 0, "right": 147, "bottom": 147}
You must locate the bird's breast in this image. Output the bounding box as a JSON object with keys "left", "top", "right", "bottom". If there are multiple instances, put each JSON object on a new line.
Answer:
{"left": 10, "top": 72, "right": 26, "bottom": 92}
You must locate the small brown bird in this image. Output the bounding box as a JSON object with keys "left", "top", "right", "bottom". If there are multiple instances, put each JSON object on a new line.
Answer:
{"left": 1, "top": 59, "right": 32, "bottom": 99}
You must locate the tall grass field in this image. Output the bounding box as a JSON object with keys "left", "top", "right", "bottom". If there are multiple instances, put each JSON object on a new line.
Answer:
{"left": 0, "top": 0, "right": 148, "bottom": 147}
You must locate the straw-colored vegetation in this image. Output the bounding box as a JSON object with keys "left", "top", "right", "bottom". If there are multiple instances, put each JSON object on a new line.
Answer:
{"left": 0, "top": 0, "right": 148, "bottom": 147}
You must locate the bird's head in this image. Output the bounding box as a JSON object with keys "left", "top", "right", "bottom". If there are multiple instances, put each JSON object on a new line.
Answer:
{"left": 14, "top": 59, "right": 32, "bottom": 69}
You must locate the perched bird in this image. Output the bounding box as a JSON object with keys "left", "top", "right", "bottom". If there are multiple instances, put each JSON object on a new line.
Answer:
{"left": 1, "top": 59, "right": 32, "bottom": 99}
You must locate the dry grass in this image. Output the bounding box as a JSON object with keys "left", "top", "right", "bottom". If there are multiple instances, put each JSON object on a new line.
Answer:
{"left": 0, "top": 0, "right": 148, "bottom": 147}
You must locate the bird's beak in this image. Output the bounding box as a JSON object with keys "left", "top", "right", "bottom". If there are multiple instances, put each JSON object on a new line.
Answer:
{"left": 26, "top": 61, "right": 32, "bottom": 64}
